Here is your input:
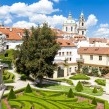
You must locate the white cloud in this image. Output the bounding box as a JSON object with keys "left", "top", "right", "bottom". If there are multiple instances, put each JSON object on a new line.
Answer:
{"left": 12, "top": 21, "right": 37, "bottom": 29}
{"left": 86, "top": 14, "right": 98, "bottom": 28}
{"left": 4, "top": 18, "right": 12, "bottom": 24}
{"left": 52, "top": 0, "right": 60, "bottom": 3}
{"left": 29, "top": 14, "right": 66, "bottom": 28}
{"left": 94, "top": 23, "right": 109, "bottom": 38}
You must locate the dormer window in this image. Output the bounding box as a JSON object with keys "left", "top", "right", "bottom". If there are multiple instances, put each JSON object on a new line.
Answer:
{"left": 6, "top": 34, "right": 9, "bottom": 38}
{"left": 67, "top": 42, "right": 70, "bottom": 45}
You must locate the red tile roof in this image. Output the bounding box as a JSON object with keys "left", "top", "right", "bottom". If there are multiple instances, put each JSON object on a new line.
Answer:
{"left": 0, "top": 27, "right": 25, "bottom": 40}
{"left": 89, "top": 38, "right": 107, "bottom": 44}
{"left": 56, "top": 38, "right": 76, "bottom": 47}
{"left": 78, "top": 47, "right": 109, "bottom": 55}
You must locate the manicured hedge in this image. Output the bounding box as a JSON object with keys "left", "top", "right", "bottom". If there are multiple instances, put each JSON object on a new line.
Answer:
{"left": 95, "top": 79, "right": 106, "bottom": 86}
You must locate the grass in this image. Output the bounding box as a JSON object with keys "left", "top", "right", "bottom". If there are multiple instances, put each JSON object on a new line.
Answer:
{"left": 55, "top": 78, "right": 73, "bottom": 85}
{"left": 3, "top": 89, "right": 96, "bottom": 109}
{"left": 69, "top": 73, "right": 90, "bottom": 80}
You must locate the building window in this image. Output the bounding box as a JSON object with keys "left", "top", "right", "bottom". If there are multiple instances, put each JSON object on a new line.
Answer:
{"left": 69, "top": 57, "right": 71, "bottom": 61}
{"left": 82, "top": 31, "right": 84, "bottom": 35}
{"left": 6, "top": 45, "right": 9, "bottom": 49}
{"left": 90, "top": 55, "right": 93, "bottom": 60}
{"left": 70, "top": 52, "right": 72, "bottom": 55}
{"left": 67, "top": 52, "right": 69, "bottom": 55}
{"left": 71, "top": 27, "right": 73, "bottom": 31}
{"left": 62, "top": 52, "right": 64, "bottom": 56}
{"left": 66, "top": 27, "right": 67, "bottom": 31}
{"left": 99, "top": 56, "right": 102, "bottom": 61}
{"left": 82, "top": 22, "right": 84, "bottom": 26}
{"left": 59, "top": 52, "right": 61, "bottom": 56}
{"left": 69, "top": 67, "right": 71, "bottom": 72}
{"left": 80, "top": 55, "right": 83, "bottom": 59}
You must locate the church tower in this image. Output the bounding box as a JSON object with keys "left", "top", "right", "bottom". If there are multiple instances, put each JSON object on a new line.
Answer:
{"left": 78, "top": 12, "right": 86, "bottom": 36}
{"left": 62, "top": 12, "right": 77, "bottom": 35}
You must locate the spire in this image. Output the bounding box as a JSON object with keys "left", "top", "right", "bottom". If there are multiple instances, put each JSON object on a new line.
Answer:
{"left": 68, "top": 12, "right": 72, "bottom": 20}
{"left": 80, "top": 11, "right": 84, "bottom": 18}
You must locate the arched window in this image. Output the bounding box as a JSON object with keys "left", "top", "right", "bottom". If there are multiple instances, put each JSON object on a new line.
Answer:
{"left": 66, "top": 27, "right": 67, "bottom": 31}
{"left": 71, "top": 27, "right": 73, "bottom": 31}
{"left": 82, "top": 22, "right": 84, "bottom": 26}
{"left": 82, "top": 31, "right": 84, "bottom": 35}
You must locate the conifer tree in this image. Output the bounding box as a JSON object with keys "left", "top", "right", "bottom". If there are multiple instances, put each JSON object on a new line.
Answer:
{"left": 91, "top": 97, "right": 97, "bottom": 105}
{"left": 7, "top": 88, "right": 16, "bottom": 100}
{"left": 92, "top": 86, "right": 98, "bottom": 93}
{"left": 67, "top": 88, "right": 74, "bottom": 98}
{"left": 15, "top": 23, "right": 60, "bottom": 85}
{"left": 75, "top": 81, "right": 83, "bottom": 92}
{"left": 24, "top": 83, "right": 32, "bottom": 93}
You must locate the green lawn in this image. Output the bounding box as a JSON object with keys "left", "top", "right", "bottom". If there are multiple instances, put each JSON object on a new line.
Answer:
{"left": 42, "top": 84, "right": 103, "bottom": 96}
{"left": 4, "top": 90, "right": 96, "bottom": 109}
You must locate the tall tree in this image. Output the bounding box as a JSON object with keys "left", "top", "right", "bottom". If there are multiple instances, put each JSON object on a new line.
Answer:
{"left": 15, "top": 23, "right": 60, "bottom": 85}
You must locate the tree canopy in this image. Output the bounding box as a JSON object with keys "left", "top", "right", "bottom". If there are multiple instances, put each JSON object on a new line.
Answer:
{"left": 15, "top": 23, "right": 60, "bottom": 85}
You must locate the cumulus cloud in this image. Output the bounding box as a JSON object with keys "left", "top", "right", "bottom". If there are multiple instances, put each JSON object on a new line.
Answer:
{"left": 12, "top": 21, "right": 37, "bottom": 29}
{"left": 94, "top": 23, "right": 109, "bottom": 37}
{"left": 0, "top": 0, "right": 65, "bottom": 28}
{"left": 86, "top": 14, "right": 98, "bottom": 28}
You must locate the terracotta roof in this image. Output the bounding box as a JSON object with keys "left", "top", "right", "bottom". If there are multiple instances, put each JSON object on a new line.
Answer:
{"left": 89, "top": 38, "right": 107, "bottom": 44}
{"left": 78, "top": 47, "right": 109, "bottom": 55}
{"left": 56, "top": 38, "right": 76, "bottom": 47}
{"left": 0, "top": 27, "right": 25, "bottom": 40}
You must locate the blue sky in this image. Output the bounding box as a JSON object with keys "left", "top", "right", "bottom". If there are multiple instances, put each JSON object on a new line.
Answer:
{"left": 0, "top": 0, "right": 109, "bottom": 37}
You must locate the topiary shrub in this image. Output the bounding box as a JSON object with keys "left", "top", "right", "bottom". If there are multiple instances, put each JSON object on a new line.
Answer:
{"left": 20, "top": 74, "right": 27, "bottom": 81}
{"left": 67, "top": 88, "right": 74, "bottom": 98}
{"left": 7, "top": 88, "right": 16, "bottom": 100}
{"left": 91, "top": 97, "right": 97, "bottom": 105}
{"left": 75, "top": 81, "right": 83, "bottom": 92}
{"left": 24, "top": 83, "right": 32, "bottom": 93}
{"left": 93, "top": 87, "right": 98, "bottom": 93}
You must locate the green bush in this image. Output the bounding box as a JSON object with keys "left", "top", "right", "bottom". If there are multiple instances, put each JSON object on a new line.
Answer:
{"left": 91, "top": 97, "right": 97, "bottom": 105}
{"left": 75, "top": 81, "right": 83, "bottom": 92}
{"left": 24, "top": 83, "right": 32, "bottom": 93}
{"left": 104, "top": 101, "right": 109, "bottom": 109}
{"left": 7, "top": 88, "right": 16, "bottom": 100}
{"left": 69, "top": 74, "right": 90, "bottom": 80}
{"left": 95, "top": 79, "right": 106, "bottom": 86}
{"left": 92, "top": 87, "right": 98, "bottom": 93}
{"left": 20, "top": 74, "right": 27, "bottom": 80}
{"left": 67, "top": 88, "right": 74, "bottom": 98}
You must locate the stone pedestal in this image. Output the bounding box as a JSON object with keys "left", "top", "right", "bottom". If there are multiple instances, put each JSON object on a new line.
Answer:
{"left": 106, "top": 79, "right": 109, "bottom": 94}
{"left": 0, "top": 64, "right": 3, "bottom": 85}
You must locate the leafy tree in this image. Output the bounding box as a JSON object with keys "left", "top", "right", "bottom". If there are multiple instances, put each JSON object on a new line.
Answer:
{"left": 91, "top": 67, "right": 98, "bottom": 76}
{"left": 24, "top": 83, "right": 32, "bottom": 93}
{"left": 67, "top": 88, "right": 74, "bottom": 98}
{"left": 91, "top": 97, "right": 97, "bottom": 105}
{"left": 7, "top": 88, "right": 16, "bottom": 100}
{"left": 15, "top": 23, "right": 60, "bottom": 85}
{"left": 82, "top": 66, "right": 89, "bottom": 74}
{"left": 75, "top": 81, "right": 83, "bottom": 92}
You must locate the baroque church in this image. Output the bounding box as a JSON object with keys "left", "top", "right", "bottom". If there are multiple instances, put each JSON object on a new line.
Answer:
{"left": 62, "top": 12, "right": 86, "bottom": 38}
